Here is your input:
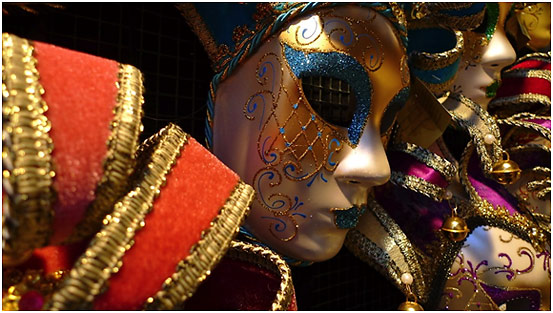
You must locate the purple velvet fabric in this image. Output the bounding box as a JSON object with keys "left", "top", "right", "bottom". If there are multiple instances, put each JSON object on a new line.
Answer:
{"left": 467, "top": 154, "right": 520, "bottom": 215}
{"left": 388, "top": 151, "right": 448, "bottom": 188}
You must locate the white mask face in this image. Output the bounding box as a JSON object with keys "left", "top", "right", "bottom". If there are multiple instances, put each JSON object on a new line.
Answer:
{"left": 451, "top": 3, "right": 516, "bottom": 109}
{"left": 212, "top": 5, "right": 409, "bottom": 262}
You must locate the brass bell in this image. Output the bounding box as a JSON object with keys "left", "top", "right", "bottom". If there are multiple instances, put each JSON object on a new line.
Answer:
{"left": 491, "top": 152, "right": 521, "bottom": 185}
{"left": 441, "top": 215, "right": 469, "bottom": 242}
{"left": 398, "top": 301, "right": 424, "bottom": 311}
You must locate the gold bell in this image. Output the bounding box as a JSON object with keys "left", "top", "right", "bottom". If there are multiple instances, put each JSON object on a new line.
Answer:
{"left": 441, "top": 215, "right": 469, "bottom": 242}
{"left": 490, "top": 152, "right": 521, "bottom": 185}
{"left": 398, "top": 301, "right": 424, "bottom": 311}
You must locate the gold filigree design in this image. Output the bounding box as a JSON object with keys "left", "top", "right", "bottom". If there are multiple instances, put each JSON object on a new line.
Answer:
{"left": 390, "top": 141, "right": 457, "bottom": 181}
{"left": 223, "top": 240, "right": 294, "bottom": 311}
{"left": 66, "top": 64, "right": 145, "bottom": 243}
{"left": 503, "top": 68, "right": 551, "bottom": 82}
{"left": 46, "top": 124, "right": 190, "bottom": 310}
{"left": 2, "top": 33, "right": 55, "bottom": 262}
{"left": 3, "top": 269, "right": 67, "bottom": 310}
{"left": 459, "top": 143, "right": 548, "bottom": 252}
{"left": 390, "top": 171, "right": 446, "bottom": 202}
{"left": 410, "top": 31, "right": 464, "bottom": 70}
{"left": 145, "top": 181, "right": 254, "bottom": 310}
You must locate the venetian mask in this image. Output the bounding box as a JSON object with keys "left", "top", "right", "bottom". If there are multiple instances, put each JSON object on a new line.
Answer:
{"left": 439, "top": 4, "right": 551, "bottom": 310}
{"left": 451, "top": 3, "right": 517, "bottom": 109}
{"left": 212, "top": 5, "right": 409, "bottom": 262}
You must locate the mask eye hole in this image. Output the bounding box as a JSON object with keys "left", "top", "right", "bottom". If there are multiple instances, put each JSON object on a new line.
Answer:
{"left": 301, "top": 76, "right": 357, "bottom": 128}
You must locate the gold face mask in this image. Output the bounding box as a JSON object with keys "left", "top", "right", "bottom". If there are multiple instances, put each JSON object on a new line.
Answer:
{"left": 213, "top": 5, "right": 409, "bottom": 262}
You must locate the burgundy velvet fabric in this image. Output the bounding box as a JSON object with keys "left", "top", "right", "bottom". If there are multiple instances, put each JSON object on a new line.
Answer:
{"left": 183, "top": 256, "right": 293, "bottom": 310}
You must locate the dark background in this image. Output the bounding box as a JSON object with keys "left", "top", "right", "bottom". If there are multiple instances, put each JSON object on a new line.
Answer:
{"left": 3, "top": 3, "right": 403, "bottom": 309}
{"left": 3, "top": 3, "right": 213, "bottom": 142}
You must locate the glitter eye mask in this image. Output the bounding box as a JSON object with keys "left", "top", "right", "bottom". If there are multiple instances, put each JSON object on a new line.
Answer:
{"left": 283, "top": 44, "right": 372, "bottom": 146}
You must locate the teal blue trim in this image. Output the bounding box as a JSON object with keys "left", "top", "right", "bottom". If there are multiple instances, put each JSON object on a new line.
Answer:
{"left": 412, "top": 59, "right": 460, "bottom": 85}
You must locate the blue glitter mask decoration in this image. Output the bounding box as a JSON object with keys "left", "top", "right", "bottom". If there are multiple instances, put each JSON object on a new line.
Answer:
{"left": 284, "top": 44, "right": 372, "bottom": 146}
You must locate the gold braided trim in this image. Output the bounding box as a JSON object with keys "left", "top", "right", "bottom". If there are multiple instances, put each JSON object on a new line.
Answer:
{"left": 508, "top": 112, "right": 550, "bottom": 121}
{"left": 46, "top": 124, "right": 189, "bottom": 310}
{"left": 222, "top": 240, "right": 293, "bottom": 311}
{"left": 390, "top": 141, "right": 457, "bottom": 181}
{"left": 144, "top": 182, "right": 254, "bottom": 310}
{"left": 410, "top": 31, "right": 464, "bottom": 70}
{"left": 444, "top": 93, "right": 503, "bottom": 174}
{"left": 497, "top": 118, "right": 551, "bottom": 141}
{"left": 66, "top": 64, "right": 145, "bottom": 243}
{"left": 507, "top": 144, "right": 550, "bottom": 155}
{"left": 459, "top": 143, "right": 548, "bottom": 252}
{"left": 390, "top": 171, "right": 446, "bottom": 202}
{"left": 503, "top": 69, "right": 551, "bottom": 82}
{"left": 489, "top": 94, "right": 551, "bottom": 109}
{"left": 2, "top": 33, "right": 55, "bottom": 262}
{"left": 514, "top": 51, "right": 551, "bottom": 64}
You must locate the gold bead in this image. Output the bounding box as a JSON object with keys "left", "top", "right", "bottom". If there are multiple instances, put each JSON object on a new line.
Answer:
{"left": 490, "top": 152, "right": 521, "bottom": 185}
{"left": 398, "top": 301, "right": 424, "bottom": 311}
{"left": 441, "top": 216, "right": 469, "bottom": 242}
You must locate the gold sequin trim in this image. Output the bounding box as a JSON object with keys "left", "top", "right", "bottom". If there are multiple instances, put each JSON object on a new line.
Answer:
{"left": 222, "top": 240, "right": 293, "bottom": 311}
{"left": 368, "top": 197, "right": 427, "bottom": 301}
{"left": 514, "top": 51, "right": 551, "bottom": 64}
{"left": 503, "top": 69, "right": 551, "bottom": 82}
{"left": 177, "top": 4, "right": 220, "bottom": 70}
{"left": 489, "top": 93, "right": 551, "bottom": 109}
{"left": 459, "top": 143, "right": 548, "bottom": 252}
{"left": 390, "top": 171, "right": 446, "bottom": 202}
{"left": 46, "top": 124, "right": 189, "bottom": 310}
{"left": 443, "top": 93, "right": 503, "bottom": 174}
{"left": 144, "top": 182, "right": 254, "bottom": 310}
{"left": 390, "top": 141, "right": 457, "bottom": 181}
{"left": 2, "top": 33, "right": 55, "bottom": 262}
{"left": 430, "top": 8, "right": 486, "bottom": 31}
{"left": 66, "top": 64, "right": 145, "bottom": 243}
{"left": 410, "top": 31, "right": 464, "bottom": 71}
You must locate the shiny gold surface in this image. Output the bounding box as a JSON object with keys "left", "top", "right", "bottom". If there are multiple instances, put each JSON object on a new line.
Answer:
{"left": 491, "top": 152, "right": 522, "bottom": 185}
{"left": 441, "top": 216, "right": 469, "bottom": 242}
{"left": 398, "top": 301, "right": 424, "bottom": 311}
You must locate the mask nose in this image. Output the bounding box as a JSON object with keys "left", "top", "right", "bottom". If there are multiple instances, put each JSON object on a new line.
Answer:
{"left": 480, "top": 30, "right": 516, "bottom": 78}
{"left": 334, "top": 123, "right": 391, "bottom": 194}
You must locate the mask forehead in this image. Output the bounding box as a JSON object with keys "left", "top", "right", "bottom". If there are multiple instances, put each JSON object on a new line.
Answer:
{"left": 280, "top": 6, "right": 409, "bottom": 146}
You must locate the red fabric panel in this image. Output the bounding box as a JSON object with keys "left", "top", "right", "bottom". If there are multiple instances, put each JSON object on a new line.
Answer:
{"left": 511, "top": 60, "right": 551, "bottom": 71}
{"left": 93, "top": 137, "right": 240, "bottom": 310}
{"left": 496, "top": 77, "right": 551, "bottom": 98}
{"left": 16, "top": 241, "right": 88, "bottom": 275}
{"left": 33, "top": 42, "right": 119, "bottom": 244}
